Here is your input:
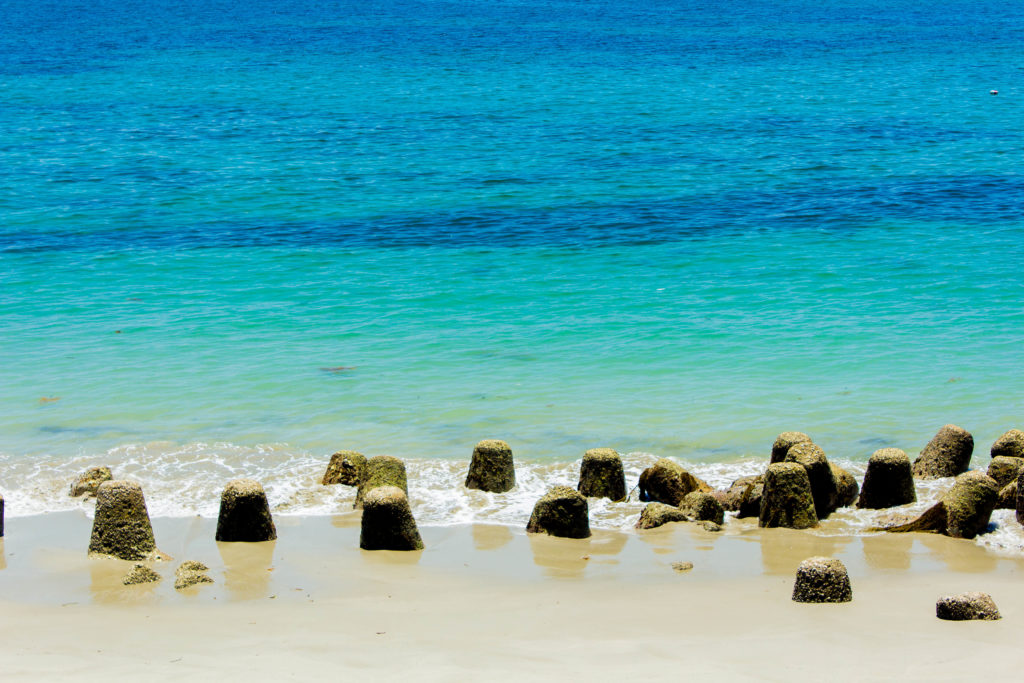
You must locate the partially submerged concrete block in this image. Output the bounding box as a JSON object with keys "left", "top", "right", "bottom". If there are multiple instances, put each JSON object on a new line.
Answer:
{"left": 857, "top": 448, "right": 916, "bottom": 509}
{"left": 322, "top": 450, "right": 366, "bottom": 486}
{"left": 638, "top": 458, "right": 711, "bottom": 506}
{"left": 70, "top": 466, "right": 113, "bottom": 498}
{"left": 359, "top": 486, "right": 424, "bottom": 551}
{"left": 912, "top": 424, "right": 973, "bottom": 479}
{"left": 88, "top": 481, "right": 160, "bottom": 561}
{"left": 792, "top": 557, "right": 852, "bottom": 603}
{"left": 680, "top": 492, "right": 724, "bottom": 525}
{"left": 880, "top": 470, "right": 998, "bottom": 539}
{"left": 215, "top": 479, "right": 277, "bottom": 543}
{"left": 465, "top": 439, "right": 516, "bottom": 493}
{"left": 174, "top": 561, "right": 214, "bottom": 590}
{"left": 577, "top": 448, "right": 626, "bottom": 501}
{"left": 527, "top": 486, "right": 591, "bottom": 539}
{"left": 355, "top": 455, "right": 408, "bottom": 509}
{"left": 635, "top": 502, "right": 690, "bottom": 530}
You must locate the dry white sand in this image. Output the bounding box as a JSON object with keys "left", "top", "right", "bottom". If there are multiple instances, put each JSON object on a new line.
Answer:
{"left": 1, "top": 511, "right": 1022, "bottom": 681}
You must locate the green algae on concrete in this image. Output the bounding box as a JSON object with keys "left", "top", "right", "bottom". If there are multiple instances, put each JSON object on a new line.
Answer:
{"left": 881, "top": 470, "right": 999, "bottom": 539}
{"left": 770, "top": 431, "right": 812, "bottom": 464}
{"left": 359, "top": 486, "right": 424, "bottom": 551}
{"left": 829, "top": 462, "right": 859, "bottom": 510}
{"left": 784, "top": 442, "right": 837, "bottom": 520}
{"left": 758, "top": 463, "right": 819, "bottom": 530}
{"left": 355, "top": 455, "right": 408, "bottom": 509}
{"left": 912, "top": 424, "right": 974, "bottom": 479}
{"left": 986, "top": 455, "right": 1024, "bottom": 488}
{"left": 88, "top": 481, "right": 162, "bottom": 561}
{"left": 635, "top": 502, "right": 690, "bottom": 530}
{"left": 527, "top": 486, "right": 591, "bottom": 539}
{"left": 577, "top": 448, "right": 626, "bottom": 501}
{"left": 321, "top": 450, "right": 367, "bottom": 487}
{"left": 215, "top": 479, "right": 277, "bottom": 543}
{"left": 857, "top": 448, "right": 916, "bottom": 509}
{"left": 679, "top": 492, "right": 724, "bottom": 525}
{"left": 638, "top": 458, "right": 711, "bottom": 507}
{"left": 990, "top": 429, "right": 1024, "bottom": 459}
{"left": 464, "top": 439, "right": 516, "bottom": 493}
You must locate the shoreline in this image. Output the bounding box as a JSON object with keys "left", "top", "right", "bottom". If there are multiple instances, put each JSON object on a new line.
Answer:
{"left": 2, "top": 513, "right": 1023, "bottom": 680}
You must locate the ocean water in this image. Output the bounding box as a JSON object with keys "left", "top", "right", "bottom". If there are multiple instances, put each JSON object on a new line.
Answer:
{"left": 1, "top": 0, "right": 1023, "bottom": 545}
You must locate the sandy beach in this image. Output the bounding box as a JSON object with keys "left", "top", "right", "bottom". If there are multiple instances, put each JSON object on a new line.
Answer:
{"left": 1, "top": 510, "right": 1022, "bottom": 681}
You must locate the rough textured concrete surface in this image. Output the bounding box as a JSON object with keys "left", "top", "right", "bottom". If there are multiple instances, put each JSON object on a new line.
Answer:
{"left": 759, "top": 463, "right": 819, "bottom": 530}
{"left": 912, "top": 424, "right": 974, "bottom": 479}
{"left": 857, "top": 448, "right": 916, "bottom": 509}
{"left": 355, "top": 455, "right": 408, "bottom": 509}
{"left": 784, "top": 442, "right": 837, "bottom": 519}
{"left": 638, "top": 458, "right": 711, "bottom": 506}
{"left": 464, "top": 440, "right": 516, "bottom": 493}
{"left": 88, "top": 481, "right": 159, "bottom": 561}
{"left": 635, "top": 502, "right": 690, "bottom": 530}
{"left": 792, "top": 557, "right": 853, "bottom": 603}
{"left": 215, "top": 479, "right": 277, "bottom": 543}
{"left": 321, "top": 450, "right": 367, "bottom": 486}
{"left": 577, "top": 448, "right": 626, "bottom": 501}
{"left": 360, "top": 486, "right": 425, "bottom": 551}
{"left": 527, "top": 486, "right": 591, "bottom": 538}
{"left": 679, "top": 492, "right": 724, "bottom": 525}
{"left": 990, "top": 429, "right": 1024, "bottom": 460}
{"left": 770, "top": 431, "right": 812, "bottom": 464}
{"left": 122, "top": 564, "right": 161, "bottom": 586}
{"left": 70, "top": 466, "right": 113, "bottom": 498}
{"left": 936, "top": 592, "right": 1001, "bottom": 621}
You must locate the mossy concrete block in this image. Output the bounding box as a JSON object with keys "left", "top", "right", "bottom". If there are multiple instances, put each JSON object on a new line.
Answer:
{"left": 735, "top": 476, "right": 765, "bottom": 519}
{"left": 943, "top": 471, "right": 999, "bottom": 539}
{"left": 792, "top": 557, "right": 852, "bottom": 603}
{"left": 638, "top": 458, "right": 711, "bottom": 506}
{"left": 122, "top": 564, "right": 161, "bottom": 586}
{"left": 771, "top": 431, "right": 812, "bottom": 464}
{"left": 991, "top": 429, "right": 1024, "bottom": 459}
{"left": 829, "top": 463, "right": 859, "bottom": 510}
{"left": 88, "top": 481, "right": 159, "bottom": 561}
{"left": 759, "top": 463, "right": 819, "bottom": 530}
{"left": 577, "top": 448, "right": 626, "bottom": 501}
{"left": 997, "top": 479, "right": 1017, "bottom": 510}
{"left": 987, "top": 456, "right": 1024, "bottom": 488}
{"left": 215, "top": 479, "right": 277, "bottom": 543}
{"left": 359, "top": 486, "right": 424, "bottom": 551}
{"left": 527, "top": 486, "right": 591, "bottom": 538}
{"left": 936, "top": 592, "right": 1001, "bottom": 621}
{"left": 912, "top": 424, "right": 974, "bottom": 479}
{"left": 355, "top": 455, "right": 408, "bottom": 509}
{"left": 715, "top": 475, "right": 758, "bottom": 512}
{"left": 70, "top": 466, "right": 113, "bottom": 498}
{"left": 857, "top": 448, "right": 916, "bottom": 509}
{"left": 680, "top": 492, "right": 724, "bottom": 525}
{"left": 635, "top": 502, "right": 690, "bottom": 530}
{"left": 177, "top": 560, "right": 209, "bottom": 574}
{"left": 464, "top": 439, "right": 516, "bottom": 493}
{"left": 1015, "top": 469, "right": 1024, "bottom": 525}
{"left": 881, "top": 471, "right": 998, "bottom": 539}
{"left": 322, "top": 450, "right": 366, "bottom": 486}
{"left": 784, "top": 442, "right": 837, "bottom": 519}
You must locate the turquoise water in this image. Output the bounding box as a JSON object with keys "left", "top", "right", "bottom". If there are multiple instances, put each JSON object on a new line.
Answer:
{"left": 2, "top": 0, "right": 1024, "bottom": 522}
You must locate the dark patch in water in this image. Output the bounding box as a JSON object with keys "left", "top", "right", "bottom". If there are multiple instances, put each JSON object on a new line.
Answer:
{"left": 857, "top": 436, "right": 893, "bottom": 448}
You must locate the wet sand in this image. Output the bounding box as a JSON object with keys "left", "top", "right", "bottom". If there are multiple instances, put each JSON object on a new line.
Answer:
{"left": 1, "top": 511, "right": 1022, "bottom": 680}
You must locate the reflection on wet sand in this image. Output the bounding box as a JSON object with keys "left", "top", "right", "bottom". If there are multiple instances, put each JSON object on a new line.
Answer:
{"left": 218, "top": 540, "right": 276, "bottom": 600}
{"left": 861, "top": 533, "right": 913, "bottom": 571}
{"left": 331, "top": 511, "right": 362, "bottom": 529}
{"left": 917, "top": 533, "right": 999, "bottom": 573}
{"left": 759, "top": 527, "right": 852, "bottom": 575}
{"left": 472, "top": 524, "right": 513, "bottom": 551}
{"left": 0, "top": 540, "right": 6, "bottom": 570}
{"left": 89, "top": 558, "right": 160, "bottom": 604}
{"left": 528, "top": 530, "right": 626, "bottom": 578}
